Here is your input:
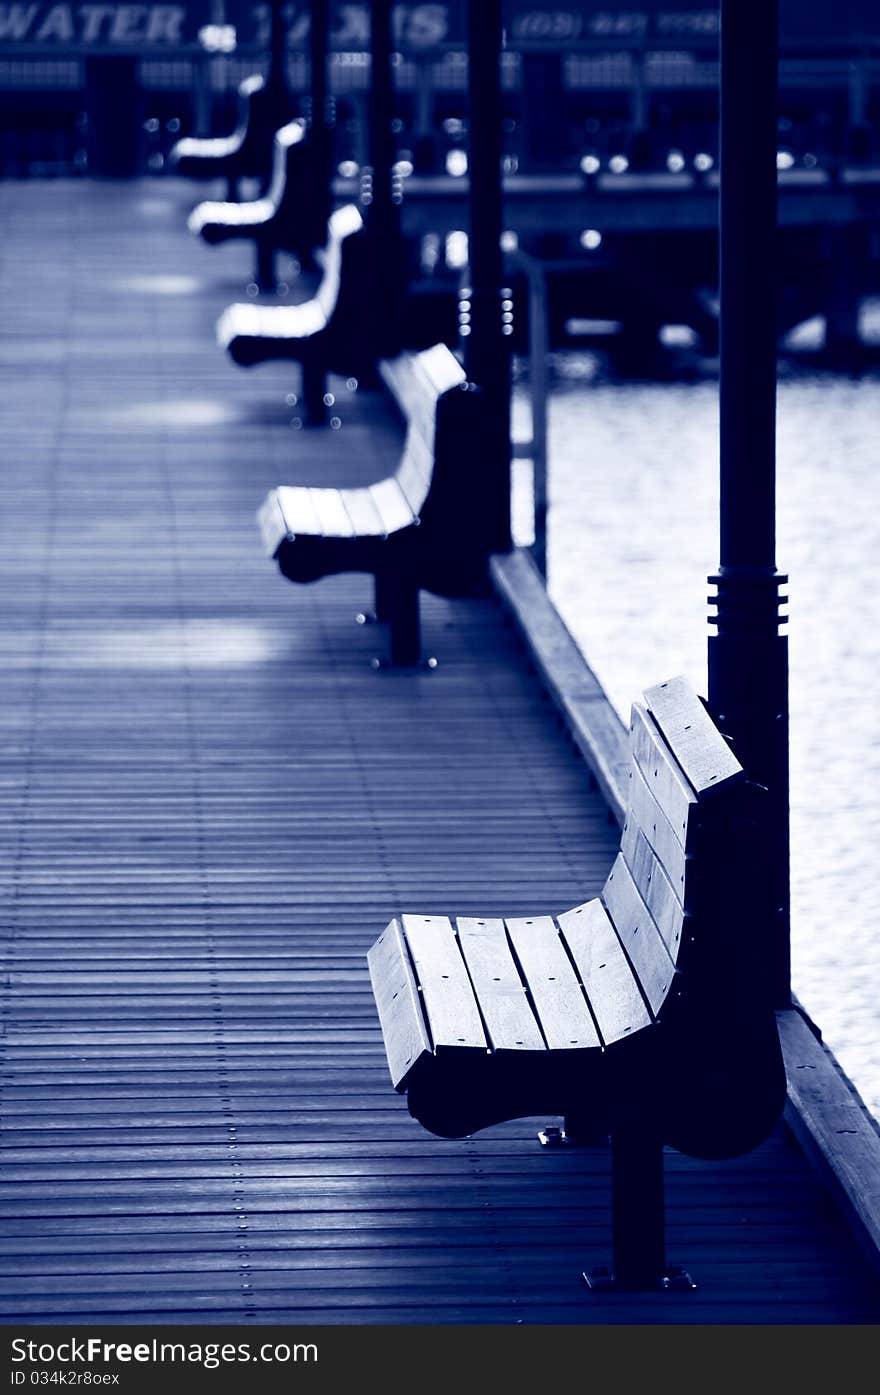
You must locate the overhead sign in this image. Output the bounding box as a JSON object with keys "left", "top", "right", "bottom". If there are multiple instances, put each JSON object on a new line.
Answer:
{"left": 0, "top": 2, "right": 876, "bottom": 55}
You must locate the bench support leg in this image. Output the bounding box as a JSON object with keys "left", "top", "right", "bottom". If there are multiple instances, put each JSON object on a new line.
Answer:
{"left": 302, "top": 358, "right": 328, "bottom": 426}
{"left": 381, "top": 576, "right": 420, "bottom": 668}
{"left": 373, "top": 572, "right": 394, "bottom": 625}
{"left": 584, "top": 1123, "right": 695, "bottom": 1292}
{"left": 256, "top": 239, "right": 276, "bottom": 293}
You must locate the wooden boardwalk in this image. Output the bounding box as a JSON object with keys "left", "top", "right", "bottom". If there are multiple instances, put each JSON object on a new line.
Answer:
{"left": 0, "top": 179, "right": 878, "bottom": 1325}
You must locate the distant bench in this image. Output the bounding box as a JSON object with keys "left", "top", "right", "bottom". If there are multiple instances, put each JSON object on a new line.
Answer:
{"left": 169, "top": 75, "right": 288, "bottom": 201}
{"left": 368, "top": 675, "right": 786, "bottom": 1288}
{"left": 217, "top": 204, "right": 369, "bottom": 424}
{"left": 188, "top": 120, "right": 311, "bottom": 290}
{"left": 257, "top": 342, "right": 489, "bottom": 666}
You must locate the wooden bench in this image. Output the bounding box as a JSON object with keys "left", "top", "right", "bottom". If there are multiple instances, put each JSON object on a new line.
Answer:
{"left": 168, "top": 75, "right": 288, "bottom": 202}
{"left": 367, "top": 675, "right": 787, "bottom": 1288}
{"left": 217, "top": 204, "right": 371, "bottom": 424}
{"left": 188, "top": 120, "right": 312, "bottom": 290}
{"left": 257, "top": 343, "right": 490, "bottom": 666}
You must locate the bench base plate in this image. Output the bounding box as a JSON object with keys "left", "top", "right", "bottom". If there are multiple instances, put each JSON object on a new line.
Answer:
{"left": 583, "top": 1264, "right": 697, "bottom": 1293}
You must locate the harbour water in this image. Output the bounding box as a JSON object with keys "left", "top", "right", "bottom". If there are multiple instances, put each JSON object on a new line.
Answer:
{"left": 513, "top": 335, "right": 880, "bottom": 1121}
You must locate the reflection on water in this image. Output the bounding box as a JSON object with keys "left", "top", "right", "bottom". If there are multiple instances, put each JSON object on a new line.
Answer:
{"left": 514, "top": 355, "right": 880, "bottom": 1120}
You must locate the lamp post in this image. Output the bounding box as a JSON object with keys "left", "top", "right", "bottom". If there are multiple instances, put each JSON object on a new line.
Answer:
{"left": 307, "top": 0, "right": 332, "bottom": 240}
{"left": 709, "top": 0, "right": 791, "bottom": 1008}
{"left": 463, "top": 0, "right": 512, "bottom": 554}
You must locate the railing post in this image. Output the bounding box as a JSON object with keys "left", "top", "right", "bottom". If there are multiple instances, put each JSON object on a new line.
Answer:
{"left": 464, "top": 0, "right": 512, "bottom": 555}
{"left": 708, "top": 0, "right": 790, "bottom": 1009}
{"left": 510, "top": 250, "right": 550, "bottom": 579}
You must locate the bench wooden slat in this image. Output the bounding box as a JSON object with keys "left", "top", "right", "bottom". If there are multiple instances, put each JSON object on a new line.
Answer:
{"left": 627, "top": 761, "right": 693, "bottom": 886}
{"left": 504, "top": 916, "right": 600, "bottom": 1050}
{"left": 339, "top": 489, "right": 385, "bottom": 537}
{"left": 308, "top": 488, "right": 355, "bottom": 539}
{"left": 557, "top": 899, "right": 652, "bottom": 1046}
{"left": 274, "top": 485, "right": 323, "bottom": 539}
{"left": 395, "top": 432, "right": 434, "bottom": 515}
{"left": 621, "top": 819, "right": 687, "bottom": 958}
{"left": 601, "top": 853, "right": 675, "bottom": 1017}
{"left": 630, "top": 703, "right": 697, "bottom": 848}
{"left": 645, "top": 675, "right": 742, "bottom": 798}
{"left": 401, "top": 915, "right": 487, "bottom": 1053}
{"left": 369, "top": 479, "right": 415, "bottom": 536}
{"left": 366, "top": 919, "right": 432, "bottom": 1091}
{"left": 456, "top": 918, "right": 546, "bottom": 1051}
{"left": 380, "top": 344, "right": 463, "bottom": 453}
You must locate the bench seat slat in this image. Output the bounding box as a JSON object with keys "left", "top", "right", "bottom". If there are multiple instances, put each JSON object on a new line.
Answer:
{"left": 395, "top": 432, "right": 434, "bottom": 515}
{"left": 630, "top": 703, "right": 697, "bottom": 849}
{"left": 504, "top": 916, "right": 600, "bottom": 1050}
{"left": 401, "top": 915, "right": 487, "bottom": 1052}
{"left": 339, "top": 488, "right": 386, "bottom": 536}
{"left": 601, "top": 854, "right": 675, "bottom": 1017}
{"left": 645, "top": 676, "right": 742, "bottom": 797}
{"left": 369, "top": 479, "right": 416, "bottom": 536}
{"left": 308, "top": 488, "right": 355, "bottom": 538}
{"left": 274, "top": 485, "right": 323, "bottom": 539}
{"left": 621, "top": 819, "right": 687, "bottom": 957}
{"left": 366, "top": 918, "right": 432, "bottom": 1091}
{"left": 456, "top": 918, "right": 546, "bottom": 1051}
{"left": 257, "top": 491, "right": 288, "bottom": 558}
{"left": 557, "top": 899, "right": 653, "bottom": 1046}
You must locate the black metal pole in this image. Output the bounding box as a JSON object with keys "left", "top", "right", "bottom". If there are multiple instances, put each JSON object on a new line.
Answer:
{"left": 464, "top": 0, "right": 512, "bottom": 554}
{"left": 308, "top": 0, "right": 332, "bottom": 235}
{"left": 266, "top": 0, "right": 287, "bottom": 91}
{"left": 365, "top": 0, "right": 403, "bottom": 354}
{"left": 709, "top": 0, "right": 790, "bottom": 1008}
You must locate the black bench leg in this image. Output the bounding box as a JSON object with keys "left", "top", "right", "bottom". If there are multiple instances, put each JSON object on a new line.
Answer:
{"left": 584, "top": 1122, "right": 694, "bottom": 1291}
{"left": 386, "top": 576, "right": 420, "bottom": 667}
{"left": 302, "top": 358, "right": 328, "bottom": 426}
{"left": 374, "top": 572, "right": 393, "bottom": 625}
{"left": 256, "top": 238, "right": 275, "bottom": 293}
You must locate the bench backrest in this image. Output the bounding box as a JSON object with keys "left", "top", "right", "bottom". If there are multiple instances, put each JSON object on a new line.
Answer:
{"left": 379, "top": 344, "right": 466, "bottom": 517}
{"left": 314, "top": 204, "right": 365, "bottom": 322}
{"left": 265, "top": 119, "right": 306, "bottom": 208}
{"left": 602, "top": 676, "right": 744, "bottom": 1023}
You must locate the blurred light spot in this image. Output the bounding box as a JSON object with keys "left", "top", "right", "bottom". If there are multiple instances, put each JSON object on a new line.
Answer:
{"left": 777, "top": 149, "right": 795, "bottom": 170}
{"left": 580, "top": 228, "right": 602, "bottom": 251}
{"left": 666, "top": 149, "right": 686, "bottom": 173}
{"left": 501, "top": 230, "right": 519, "bottom": 252}
{"left": 694, "top": 152, "right": 713, "bottom": 172}
{"left": 117, "top": 275, "right": 203, "bottom": 296}
{"left": 659, "top": 324, "right": 698, "bottom": 348}
{"left": 446, "top": 229, "right": 469, "bottom": 269}
{"left": 338, "top": 160, "right": 359, "bottom": 178}
{"left": 393, "top": 159, "right": 414, "bottom": 178}
{"left": 50, "top": 620, "right": 283, "bottom": 669}
{"left": 565, "top": 317, "right": 621, "bottom": 337}
{"left": 112, "top": 399, "right": 237, "bottom": 428}
{"left": 609, "top": 154, "right": 629, "bottom": 174}
{"left": 446, "top": 149, "right": 468, "bottom": 177}
{"left": 580, "top": 154, "right": 601, "bottom": 175}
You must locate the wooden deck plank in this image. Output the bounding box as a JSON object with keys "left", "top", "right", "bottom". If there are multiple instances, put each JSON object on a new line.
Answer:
{"left": 0, "top": 179, "right": 876, "bottom": 1326}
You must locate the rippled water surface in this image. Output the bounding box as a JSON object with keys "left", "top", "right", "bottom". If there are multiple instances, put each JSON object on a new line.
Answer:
{"left": 513, "top": 355, "right": 880, "bottom": 1119}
